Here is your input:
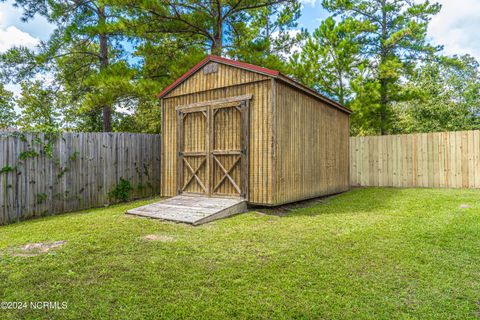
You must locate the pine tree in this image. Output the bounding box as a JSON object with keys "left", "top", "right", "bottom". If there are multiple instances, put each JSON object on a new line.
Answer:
{"left": 1, "top": 0, "right": 133, "bottom": 132}
{"left": 323, "top": 0, "right": 441, "bottom": 134}
{"left": 125, "top": 0, "right": 301, "bottom": 59}
{"left": 0, "top": 85, "right": 16, "bottom": 130}
{"left": 290, "top": 17, "right": 370, "bottom": 105}
{"left": 395, "top": 55, "right": 480, "bottom": 133}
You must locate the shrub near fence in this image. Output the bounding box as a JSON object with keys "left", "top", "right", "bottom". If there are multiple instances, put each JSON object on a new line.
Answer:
{"left": 350, "top": 130, "right": 480, "bottom": 188}
{"left": 0, "top": 132, "right": 161, "bottom": 225}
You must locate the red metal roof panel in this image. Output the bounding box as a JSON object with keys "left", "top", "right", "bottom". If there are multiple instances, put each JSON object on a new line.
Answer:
{"left": 157, "top": 55, "right": 279, "bottom": 98}
{"left": 157, "top": 55, "right": 351, "bottom": 114}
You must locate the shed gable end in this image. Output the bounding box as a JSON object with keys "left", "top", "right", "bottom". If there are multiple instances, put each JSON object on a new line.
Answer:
{"left": 164, "top": 62, "right": 271, "bottom": 98}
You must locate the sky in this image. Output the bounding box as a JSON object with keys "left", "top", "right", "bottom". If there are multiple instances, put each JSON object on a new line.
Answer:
{"left": 0, "top": 0, "right": 480, "bottom": 78}
{"left": 297, "top": 0, "right": 480, "bottom": 59}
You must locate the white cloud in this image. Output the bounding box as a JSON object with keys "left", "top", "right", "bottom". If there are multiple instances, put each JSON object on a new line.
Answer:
{"left": 0, "top": 0, "right": 54, "bottom": 109}
{"left": 0, "top": 25, "right": 39, "bottom": 52}
{"left": 0, "top": 2, "right": 20, "bottom": 29}
{"left": 0, "top": 1, "right": 54, "bottom": 40}
{"left": 0, "top": 2, "right": 41, "bottom": 102}
{"left": 300, "top": 0, "right": 317, "bottom": 7}
{"left": 427, "top": 0, "right": 480, "bottom": 60}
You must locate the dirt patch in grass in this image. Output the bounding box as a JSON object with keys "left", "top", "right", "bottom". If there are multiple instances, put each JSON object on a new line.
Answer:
{"left": 459, "top": 204, "right": 471, "bottom": 209}
{"left": 474, "top": 301, "right": 480, "bottom": 318}
{"left": 252, "top": 193, "right": 341, "bottom": 216}
{"left": 143, "top": 234, "right": 175, "bottom": 242}
{"left": 3, "top": 189, "right": 480, "bottom": 319}
{"left": 5, "top": 240, "right": 67, "bottom": 257}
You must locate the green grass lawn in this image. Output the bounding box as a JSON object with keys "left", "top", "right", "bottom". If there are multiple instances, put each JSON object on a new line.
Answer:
{"left": 1, "top": 188, "right": 480, "bottom": 319}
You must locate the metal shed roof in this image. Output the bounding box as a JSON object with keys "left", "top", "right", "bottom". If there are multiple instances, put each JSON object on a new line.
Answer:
{"left": 157, "top": 55, "right": 352, "bottom": 114}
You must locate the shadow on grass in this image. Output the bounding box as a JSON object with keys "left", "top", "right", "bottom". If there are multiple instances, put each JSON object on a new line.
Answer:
{"left": 250, "top": 187, "right": 408, "bottom": 218}
{"left": 1, "top": 196, "right": 164, "bottom": 229}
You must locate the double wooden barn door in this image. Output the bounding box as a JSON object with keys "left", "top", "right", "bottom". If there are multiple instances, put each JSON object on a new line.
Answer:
{"left": 176, "top": 95, "right": 250, "bottom": 198}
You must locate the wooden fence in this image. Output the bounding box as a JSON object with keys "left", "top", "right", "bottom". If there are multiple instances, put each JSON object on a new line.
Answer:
{"left": 0, "top": 132, "right": 161, "bottom": 225}
{"left": 350, "top": 130, "right": 480, "bottom": 188}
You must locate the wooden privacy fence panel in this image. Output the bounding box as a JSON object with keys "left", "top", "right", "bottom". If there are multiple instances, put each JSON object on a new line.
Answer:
{"left": 0, "top": 132, "right": 161, "bottom": 225}
{"left": 350, "top": 130, "right": 480, "bottom": 188}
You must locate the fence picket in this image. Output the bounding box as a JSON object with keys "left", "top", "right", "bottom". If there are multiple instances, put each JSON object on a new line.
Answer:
{"left": 350, "top": 130, "right": 480, "bottom": 189}
{"left": 0, "top": 132, "right": 161, "bottom": 225}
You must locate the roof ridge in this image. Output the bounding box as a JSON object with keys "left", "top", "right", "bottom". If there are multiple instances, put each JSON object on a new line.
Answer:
{"left": 156, "top": 55, "right": 351, "bottom": 114}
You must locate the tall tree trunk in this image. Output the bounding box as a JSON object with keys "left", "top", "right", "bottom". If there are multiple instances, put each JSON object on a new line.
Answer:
{"left": 211, "top": 0, "right": 223, "bottom": 56}
{"left": 379, "top": 78, "right": 388, "bottom": 135}
{"left": 265, "top": 12, "right": 271, "bottom": 55}
{"left": 212, "top": 29, "right": 223, "bottom": 55}
{"left": 338, "top": 80, "right": 345, "bottom": 105}
{"left": 99, "top": 6, "right": 112, "bottom": 132}
{"left": 379, "top": 0, "right": 388, "bottom": 135}
{"left": 338, "top": 69, "right": 345, "bottom": 105}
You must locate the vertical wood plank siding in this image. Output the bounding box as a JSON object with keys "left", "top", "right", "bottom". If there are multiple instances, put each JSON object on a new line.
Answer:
{"left": 274, "top": 81, "right": 350, "bottom": 205}
{"left": 162, "top": 61, "right": 351, "bottom": 205}
{"left": 167, "top": 62, "right": 270, "bottom": 97}
{"left": 181, "top": 111, "right": 207, "bottom": 194}
{"left": 211, "top": 105, "right": 243, "bottom": 196}
{"left": 0, "top": 132, "right": 161, "bottom": 225}
{"left": 350, "top": 130, "right": 480, "bottom": 188}
{"left": 161, "top": 63, "right": 273, "bottom": 204}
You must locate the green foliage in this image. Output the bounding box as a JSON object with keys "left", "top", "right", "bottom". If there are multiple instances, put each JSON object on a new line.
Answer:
{"left": 125, "top": 0, "right": 301, "bottom": 57}
{"left": 78, "top": 61, "right": 147, "bottom": 131}
{"left": 68, "top": 151, "right": 80, "bottom": 162}
{"left": 119, "top": 0, "right": 304, "bottom": 130}
{"left": 0, "top": 46, "right": 39, "bottom": 83}
{"left": 17, "top": 132, "right": 27, "bottom": 142}
{"left": 349, "top": 77, "right": 384, "bottom": 136}
{"left": 18, "top": 149, "right": 39, "bottom": 161}
{"left": 0, "top": 84, "right": 16, "bottom": 130}
{"left": 393, "top": 55, "right": 480, "bottom": 133}
{"left": 36, "top": 192, "right": 48, "bottom": 204}
{"left": 227, "top": 2, "right": 304, "bottom": 72}
{"left": 0, "top": 0, "right": 477, "bottom": 135}
{"left": 41, "top": 132, "right": 60, "bottom": 158}
{"left": 1, "top": 188, "right": 480, "bottom": 318}
{"left": 15, "top": 81, "right": 62, "bottom": 132}
{"left": 0, "top": 0, "right": 303, "bottom": 134}
{"left": 290, "top": 17, "right": 370, "bottom": 105}
{"left": 109, "top": 178, "right": 133, "bottom": 202}
{"left": 0, "top": 165, "right": 14, "bottom": 174}
{"left": 57, "top": 167, "right": 69, "bottom": 179}
{"left": 0, "top": 0, "right": 134, "bottom": 132}
{"left": 56, "top": 151, "right": 80, "bottom": 179}
{"left": 322, "top": 0, "right": 442, "bottom": 135}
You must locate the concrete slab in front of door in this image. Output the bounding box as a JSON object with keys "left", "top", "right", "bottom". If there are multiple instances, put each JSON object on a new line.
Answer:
{"left": 126, "top": 195, "right": 247, "bottom": 226}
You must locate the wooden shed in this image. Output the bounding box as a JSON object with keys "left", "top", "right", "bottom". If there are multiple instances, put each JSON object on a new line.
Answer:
{"left": 159, "top": 55, "right": 351, "bottom": 206}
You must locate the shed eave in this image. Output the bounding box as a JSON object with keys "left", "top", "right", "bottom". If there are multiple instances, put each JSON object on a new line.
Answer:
{"left": 156, "top": 55, "right": 278, "bottom": 99}
{"left": 276, "top": 74, "right": 352, "bottom": 115}
{"left": 156, "top": 55, "right": 352, "bottom": 115}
